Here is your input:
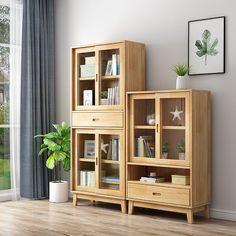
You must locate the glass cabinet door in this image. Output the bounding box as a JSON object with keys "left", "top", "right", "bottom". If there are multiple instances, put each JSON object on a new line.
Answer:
{"left": 74, "top": 130, "right": 96, "bottom": 191}
{"left": 97, "top": 130, "right": 124, "bottom": 196}
{"left": 97, "top": 44, "right": 124, "bottom": 108}
{"left": 74, "top": 47, "right": 97, "bottom": 108}
{"left": 129, "top": 94, "right": 158, "bottom": 163}
{"left": 157, "top": 92, "right": 190, "bottom": 166}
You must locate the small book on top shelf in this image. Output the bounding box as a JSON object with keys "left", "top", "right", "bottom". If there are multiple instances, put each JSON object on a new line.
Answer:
{"left": 112, "top": 54, "right": 120, "bottom": 76}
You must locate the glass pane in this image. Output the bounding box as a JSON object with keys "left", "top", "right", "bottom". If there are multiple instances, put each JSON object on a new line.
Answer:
{"left": 100, "top": 134, "right": 120, "bottom": 190}
{"left": 77, "top": 52, "right": 95, "bottom": 106}
{"left": 77, "top": 133, "right": 95, "bottom": 188}
{"left": 99, "top": 49, "right": 120, "bottom": 105}
{"left": 0, "top": 84, "right": 9, "bottom": 124}
{"left": 0, "top": 6, "right": 10, "bottom": 44}
{"left": 0, "top": 128, "right": 10, "bottom": 190}
{"left": 161, "top": 130, "right": 185, "bottom": 160}
{"left": 161, "top": 98, "right": 185, "bottom": 126}
{"left": 0, "top": 46, "right": 10, "bottom": 81}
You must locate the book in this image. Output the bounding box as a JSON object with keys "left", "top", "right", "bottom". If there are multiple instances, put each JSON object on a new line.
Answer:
{"left": 87, "top": 171, "right": 95, "bottom": 187}
{"left": 137, "top": 136, "right": 154, "bottom": 157}
{"left": 111, "top": 139, "right": 119, "bottom": 161}
{"left": 105, "top": 60, "right": 112, "bottom": 76}
{"left": 117, "top": 54, "right": 120, "bottom": 75}
{"left": 112, "top": 54, "right": 117, "bottom": 75}
{"left": 80, "top": 171, "right": 87, "bottom": 186}
{"left": 140, "top": 176, "right": 165, "bottom": 183}
{"left": 107, "top": 140, "right": 112, "bottom": 160}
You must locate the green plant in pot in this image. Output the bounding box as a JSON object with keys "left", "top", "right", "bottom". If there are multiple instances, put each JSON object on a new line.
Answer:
{"left": 100, "top": 91, "right": 108, "bottom": 105}
{"left": 176, "top": 139, "right": 185, "bottom": 160}
{"left": 172, "top": 64, "right": 189, "bottom": 90}
{"left": 35, "top": 121, "right": 70, "bottom": 202}
{"left": 162, "top": 142, "right": 169, "bottom": 159}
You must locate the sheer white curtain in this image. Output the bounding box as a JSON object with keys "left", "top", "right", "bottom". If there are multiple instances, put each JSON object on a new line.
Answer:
{"left": 0, "top": 0, "right": 22, "bottom": 201}
{"left": 9, "top": 0, "right": 22, "bottom": 200}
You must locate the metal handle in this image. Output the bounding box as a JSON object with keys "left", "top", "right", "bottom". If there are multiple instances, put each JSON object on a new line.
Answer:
{"left": 152, "top": 192, "right": 161, "bottom": 196}
{"left": 95, "top": 157, "right": 98, "bottom": 165}
{"left": 92, "top": 118, "right": 99, "bottom": 122}
{"left": 156, "top": 123, "right": 159, "bottom": 131}
{"left": 95, "top": 73, "right": 98, "bottom": 82}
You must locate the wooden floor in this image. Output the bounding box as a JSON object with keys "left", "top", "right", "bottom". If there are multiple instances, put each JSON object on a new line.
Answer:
{"left": 0, "top": 200, "right": 236, "bottom": 236}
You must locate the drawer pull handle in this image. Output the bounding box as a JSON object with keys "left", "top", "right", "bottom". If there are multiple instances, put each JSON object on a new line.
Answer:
{"left": 92, "top": 118, "right": 99, "bottom": 121}
{"left": 152, "top": 192, "right": 161, "bottom": 196}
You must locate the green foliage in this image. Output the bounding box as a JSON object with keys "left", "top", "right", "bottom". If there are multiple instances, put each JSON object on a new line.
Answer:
{"left": 0, "top": 6, "right": 10, "bottom": 44}
{"left": 101, "top": 91, "right": 108, "bottom": 99}
{"left": 162, "top": 143, "right": 169, "bottom": 153}
{"left": 0, "top": 103, "right": 9, "bottom": 124}
{"left": 35, "top": 122, "right": 71, "bottom": 181}
{"left": 176, "top": 139, "right": 185, "bottom": 153}
{"left": 195, "top": 29, "right": 218, "bottom": 65}
{"left": 172, "top": 64, "right": 189, "bottom": 76}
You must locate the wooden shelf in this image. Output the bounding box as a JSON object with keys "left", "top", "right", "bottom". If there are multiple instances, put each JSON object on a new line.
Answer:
{"left": 101, "top": 160, "right": 120, "bottom": 164}
{"left": 162, "top": 126, "right": 185, "bottom": 130}
{"left": 127, "top": 161, "right": 190, "bottom": 169}
{"left": 128, "top": 180, "right": 190, "bottom": 189}
{"left": 134, "top": 125, "right": 155, "bottom": 129}
{"left": 101, "top": 75, "right": 120, "bottom": 80}
{"left": 79, "top": 158, "right": 95, "bottom": 162}
{"left": 79, "top": 77, "right": 95, "bottom": 81}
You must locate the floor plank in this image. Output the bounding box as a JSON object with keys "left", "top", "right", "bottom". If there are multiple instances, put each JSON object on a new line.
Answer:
{"left": 0, "top": 199, "right": 235, "bottom": 236}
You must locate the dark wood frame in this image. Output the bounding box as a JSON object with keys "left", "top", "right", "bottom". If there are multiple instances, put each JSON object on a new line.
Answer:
{"left": 188, "top": 16, "right": 225, "bottom": 76}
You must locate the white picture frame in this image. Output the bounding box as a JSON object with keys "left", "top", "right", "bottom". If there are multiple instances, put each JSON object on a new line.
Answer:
{"left": 84, "top": 140, "right": 95, "bottom": 158}
{"left": 105, "top": 60, "right": 112, "bottom": 76}
{"left": 83, "top": 90, "right": 93, "bottom": 106}
{"left": 188, "top": 16, "right": 225, "bottom": 75}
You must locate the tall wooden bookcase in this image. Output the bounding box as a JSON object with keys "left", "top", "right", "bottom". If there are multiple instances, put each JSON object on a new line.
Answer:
{"left": 71, "top": 41, "right": 145, "bottom": 212}
{"left": 126, "top": 90, "right": 211, "bottom": 223}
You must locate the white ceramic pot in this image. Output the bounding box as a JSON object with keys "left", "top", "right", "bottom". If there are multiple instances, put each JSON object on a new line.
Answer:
{"left": 100, "top": 98, "right": 108, "bottom": 105}
{"left": 178, "top": 153, "right": 185, "bottom": 160}
{"left": 176, "top": 76, "right": 187, "bottom": 89}
{"left": 49, "top": 181, "right": 68, "bottom": 203}
{"left": 162, "top": 153, "right": 168, "bottom": 159}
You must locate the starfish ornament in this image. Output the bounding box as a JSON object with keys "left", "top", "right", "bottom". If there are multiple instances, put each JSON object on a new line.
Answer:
{"left": 101, "top": 139, "right": 109, "bottom": 154}
{"left": 170, "top": 106, "right": 183, "bottom": 121}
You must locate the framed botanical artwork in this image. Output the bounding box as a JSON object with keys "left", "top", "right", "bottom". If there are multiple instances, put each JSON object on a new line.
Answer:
{"left": 84, "top": 140, "right": 95, "bottom": 158}
{"left": 188, "top": 16, "right": 225, "bottom": 75}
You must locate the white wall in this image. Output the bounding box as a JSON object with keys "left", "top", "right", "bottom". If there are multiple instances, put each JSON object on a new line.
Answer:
{"left": 55, "top": 0, "right": 236, "bottom": 220}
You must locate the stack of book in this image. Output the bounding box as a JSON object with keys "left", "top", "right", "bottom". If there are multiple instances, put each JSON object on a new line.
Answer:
{"left": 107, "top": 86, "right": 119, "bottom": 105}
{"left": 80, "top": 170, "right": 95, "bottom": 187}
{"left": 112, "top": 54, "right": 120, "bottom": 76}
{"left": 106, "top": 138, "right": 120, "bottom": 161}
{"left": 101, "top": 176, "right": 120, "bottom": 190}
{"left": 136, "top": 135, "right": 155, "bottom": 158}
{"left": 140, "top": 176, "right": 165, "bottom": 183}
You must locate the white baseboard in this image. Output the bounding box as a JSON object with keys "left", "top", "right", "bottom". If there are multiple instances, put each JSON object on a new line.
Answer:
{"left": 210, "top": 208, "right": 236, "bottom": 221}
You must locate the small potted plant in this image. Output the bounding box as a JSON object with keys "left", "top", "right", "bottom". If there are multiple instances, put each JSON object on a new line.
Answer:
{"left": 176, "top": 139, "right": 185, "bottom": 160}
{"left": 100, "top": 91, "right": 108, "bottom": 105}
{"left": 172, "top": 64, "right": 189, "bottom": 89}
{"left": 35, "top": 121, "right": 70, "bottom": 203}
{"left": 162, "top": 142, "right": 169, "bottom": 159}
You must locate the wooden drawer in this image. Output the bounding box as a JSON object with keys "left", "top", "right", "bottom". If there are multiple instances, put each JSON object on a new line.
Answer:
{"left": 72, "top": 112, "right": 123, "bottom": 127}
{"left": 128, "top": 183, "right": 189, "bottom": 206}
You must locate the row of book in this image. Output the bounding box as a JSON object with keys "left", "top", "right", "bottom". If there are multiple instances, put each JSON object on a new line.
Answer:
{"left": 104, "top": 138, "right": 120, "bottom": 161}
{"left": 80, "top": 171, "right": 95, "bottom": 187}
{"left": 136, "top": 135, "right": 155, "bottom": 158}
{"left": 107, "top": 87, "right": 119, "bottom": 105}
{"left": 105, "top": 54, "right": 120, "bottom": 76}
{"left": 101, "top": 176, "right": 120, "bottom": 190}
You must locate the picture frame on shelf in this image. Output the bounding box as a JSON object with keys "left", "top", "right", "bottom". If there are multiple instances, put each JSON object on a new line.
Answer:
{"left": 84, "top": 140, "right": 95, "bottom": 158}
{"left": 105, "top": 60, "right": 112, "bottom": 76}
{"left": 188, "top": 16, "right": 225, "bottom": 75}
{"left": 83, "top": 90, "right": 93, "bottom": 106}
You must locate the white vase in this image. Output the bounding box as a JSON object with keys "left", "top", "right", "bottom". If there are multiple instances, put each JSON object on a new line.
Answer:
{"left": 162, "top": 152, "right": 168, "bottom": 159}
{"left": 178, "top": 153, "right": 185, "bottom": 160}
{"left": 100, "top": 98, "right": 108, "bottom": 105}
{"left": 49, "top": 181, "right": 68, "bottom": 203}
{"left": 176, "top": 76, "right": 187, "bottom": 89}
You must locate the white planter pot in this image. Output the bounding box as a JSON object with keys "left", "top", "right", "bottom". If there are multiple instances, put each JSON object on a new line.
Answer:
{"left": 178, "top": 153, "right": 185, "bottom": 160}
{"left": 49, "top": 181, "right": 68, "bottom": 203}
{"left": 162, "top": 152, "right": 168, "bottom": 159}
{"left": 176, "top": 76, "right": 187, "bottom": 89}
{"left": 100, "top": 98, "right": 108, "bottom": 105}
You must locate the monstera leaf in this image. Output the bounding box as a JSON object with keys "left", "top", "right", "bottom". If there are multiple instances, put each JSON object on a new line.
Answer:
{"left": 195, "top": 29, "right": 218, "bottom": 65}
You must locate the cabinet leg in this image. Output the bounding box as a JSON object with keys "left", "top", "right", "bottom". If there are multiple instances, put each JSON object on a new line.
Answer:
{"left": 204, "top": 205, "right": 210, "bottom": 219}
{"left": 121, "top": 200, "right": 127, "bottom": 214}
{"left": 73, "top": 194, "right": 77, "bottom": 206}
{"left": 128, "top": 201, "right": 134, "bottom": 215}
{"left": 187, "top": 210, "right": 193, "bottom": 224}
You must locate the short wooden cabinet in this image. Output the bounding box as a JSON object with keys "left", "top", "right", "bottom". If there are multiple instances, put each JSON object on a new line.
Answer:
{"left": 71, "top": 41, "right": 145, "bottom": 212}
{"left": 126, "top": 90, "right": 211, "bottom": 223}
